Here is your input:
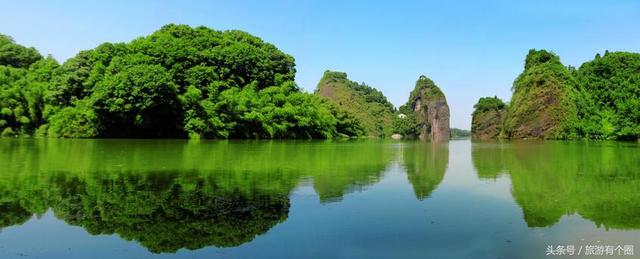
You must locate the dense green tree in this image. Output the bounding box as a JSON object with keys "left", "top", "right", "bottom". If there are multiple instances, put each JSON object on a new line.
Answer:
{"left": 391, "top": 105, "right": 420, "bottom": 137}
{"left": 573, "top": 51, "right": 640, "bottom": 140}
{"left": 0, "top": 25, "right": 360, "bottom": 139}
{"left": 0, "top": 34, "right": 42, "bottom": 68}
{"left": 472, "top": 96, "right": 505, "bottom": 114}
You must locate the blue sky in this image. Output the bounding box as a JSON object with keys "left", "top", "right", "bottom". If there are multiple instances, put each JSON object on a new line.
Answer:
{"left": 1, "top": 1, "right": 639, "bottom": 129}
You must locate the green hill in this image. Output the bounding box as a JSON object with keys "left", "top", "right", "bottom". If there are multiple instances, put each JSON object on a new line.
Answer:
{"left": 315, "top": 70, "right": 394, "bottom": 137}
{"left": 473, "top": 49, "right": 640, "bottom": 141}
{"left": 503, "top": 49, "right": 578, "bottom": 139}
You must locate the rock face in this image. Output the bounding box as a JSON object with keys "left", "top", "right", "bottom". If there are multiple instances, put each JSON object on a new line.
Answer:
{"left": 503, "top": 50, "right": 577, "bottom": 139}
{"left": 471, "top": 96, "right": 507, "bottom": 140}
{"left": 409, "top": 76, "right": 450, "bottom": 141}
{"left": 471, "top": 109, "right": 505, "bottom": 139}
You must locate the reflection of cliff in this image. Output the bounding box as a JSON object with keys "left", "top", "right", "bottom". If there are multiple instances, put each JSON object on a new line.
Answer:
{"left": 310, "top": 142, "right": 395, "bottom": 203}
{"left": 403, "top": 143, "right": 449, "bottom": 200}
{"left": 472, "top": 142, "right": 640, "bottom": 229}
{"left": 471, "top": 142, "right": 506, "bottom": 180}
{"left": 0, "top": 171, "right": 291, "bottom": 253}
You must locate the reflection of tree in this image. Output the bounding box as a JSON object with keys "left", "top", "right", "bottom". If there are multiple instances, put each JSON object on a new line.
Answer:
{"left": 310, "top": 142, "right": 394, "bottom": 203}
{"left": 473, "top": 141, "right": 640, "bottom": 229}
{"left": 403, "top": 143, "right": 449, "bottom": 200}
{"left": 471, "top": 142, "right": 506, "bottom": 180}
{"left": 0, "top": 171, "right": 291, "bottom": 253}
{"left": 0, "top": 202, "right": 32, "bottom": 230}
{"left": 0, "top": 139, "right": 401, "bottom": 251}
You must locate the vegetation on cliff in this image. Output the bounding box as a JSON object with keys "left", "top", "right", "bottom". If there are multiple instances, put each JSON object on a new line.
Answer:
{"left": 315, "top": 70, "right": 393, "bottom": 137}
{"left": 393, "top": 76, "right": 450, "bottom": 141}
{"left": 471, "top": 96, "right": 506, "bottom": 140}
{"left": 0, "top": 25, "right": 361, "bottom": 139}
{"left": 472, "top": 49, "right": 639, "bottom": 140}
{"left": 503, "top": 49, "right": 579, "bottom": 139}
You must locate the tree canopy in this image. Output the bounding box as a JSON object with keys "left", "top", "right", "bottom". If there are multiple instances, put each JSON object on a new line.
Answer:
{"left": 0, "top": 25, "right": 361, "bottom": 139}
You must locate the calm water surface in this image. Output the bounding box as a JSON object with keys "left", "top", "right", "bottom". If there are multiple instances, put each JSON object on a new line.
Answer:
{"left": 0, "top": 139, "right": 639, "bottom": 258}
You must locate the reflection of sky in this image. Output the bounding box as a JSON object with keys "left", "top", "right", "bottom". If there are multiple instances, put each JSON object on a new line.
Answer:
{"left": 1, "top": 140, "right": 639, "bottom": 259}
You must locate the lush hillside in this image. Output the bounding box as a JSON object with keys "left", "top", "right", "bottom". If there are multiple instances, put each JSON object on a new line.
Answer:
{"left": 473, "top": 49, "right": 639, "bottom": 141}
{"left": 393, "top": 75, "right": 450, "bottom": 141}
{"left": 315, "top": 70, "right": 393, "bottom": 137}
{"left": 573, "top": 51, "right": 640, "bottom": 140}
{"left": 471, "top": 96, "right": 506, "bottom": 140}
{"left": 0, "top": 25, "right": 362, "bottom": 139}
{"left": 503, "top": 50, "right": 578, "bottom": 139}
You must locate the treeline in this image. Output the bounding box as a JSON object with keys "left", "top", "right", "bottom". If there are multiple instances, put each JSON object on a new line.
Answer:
{"left": 0, "top": 25, "right": 364, "bottom": 139}
{"left": 472, "top": 49, "right": 640, "bottom": 140}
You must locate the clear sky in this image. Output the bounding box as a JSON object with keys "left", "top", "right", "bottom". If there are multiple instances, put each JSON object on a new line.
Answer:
{"left": 1, "top": 0, "right": 639, "bottom": 129}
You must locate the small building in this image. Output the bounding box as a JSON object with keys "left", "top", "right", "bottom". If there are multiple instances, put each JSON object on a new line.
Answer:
{"left": 397, "top": 113, "right": 407, "bottom": 119}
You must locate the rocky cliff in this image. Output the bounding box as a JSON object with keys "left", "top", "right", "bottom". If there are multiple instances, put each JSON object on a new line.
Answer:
{"left": 407, "top": 76, "right": 450, "bottom": 141}
{"left": 471, "top": 96, "right": 506, "bottom": 140}
{"left": 502, "top": 50, "right": 578, "bottom": 139}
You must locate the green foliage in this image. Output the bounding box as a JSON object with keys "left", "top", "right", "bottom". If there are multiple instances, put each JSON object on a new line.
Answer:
{"left": 524, "top": 49, "right": 560, "bottom": 70}
{"left": 315, "top": 70, "right": 394, "bottom": 137}
{"left": 391, "top": 105, "right": 419, "bottom": 137}
{"left": 0, "top": 54, "right": 60, "bottom": 136}
{"left": 0, "top": 34, "right": 42, "bottom": 68}
{"left": 0, "top": 25, "right": 360, "bottom": 139}
{"left": 409, "top": 75, "right": 444, "bottom": 102}
{"left": 503, "top": 49, "right": 578, "bottom": 139}
{"left": 450, "top": 128, "right": 471, "bottom": 138}
{"left": 573, "top": 51, "right": 640, "bottom": 140}
{"left": 471, "top": 96, "right": 506, "bottom": 140}
{"left": 46, "top": 103, "right": 99, "bottom": 138}
{"left": 472, "top": 96, "right": 505, "bottom": 114}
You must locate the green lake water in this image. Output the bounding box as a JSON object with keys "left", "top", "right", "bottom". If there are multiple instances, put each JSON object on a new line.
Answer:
{"left": 0, "top": 139, "right": 639, "bottom": 258}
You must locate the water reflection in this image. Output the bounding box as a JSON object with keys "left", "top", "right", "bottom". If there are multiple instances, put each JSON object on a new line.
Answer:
{"left": 472, "top": 141, "right": 640, "bottom": 229}
{"left": 402, "top": 143, "right": 449, "bottom": 200}
{"left": 0, "top": 170, "right": 291, "bottom": 253}
{"left": 0, "top": 139, "right": 397, "bottom": 253}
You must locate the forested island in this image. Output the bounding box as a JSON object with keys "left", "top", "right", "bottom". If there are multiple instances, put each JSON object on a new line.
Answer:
{"left": 472, "top": 50, "right": 640, "bottom": 141}
{"left": 2, "top": 25, "right": 638, "bottom": 140}
{"left": 0, "top": 24, "right": 452, "bottom": 140}
{"left": 0, "top": 25, "right": 367, "bottom": 139}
